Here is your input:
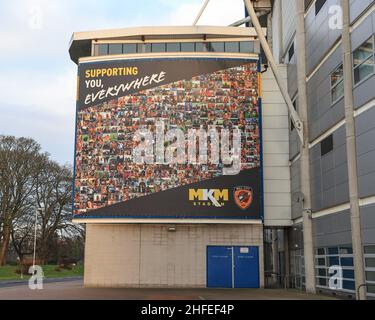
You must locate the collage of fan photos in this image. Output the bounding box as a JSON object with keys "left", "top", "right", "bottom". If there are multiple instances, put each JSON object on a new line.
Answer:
{"left": 74, "top": 63, "right": 261, "bottom": 214}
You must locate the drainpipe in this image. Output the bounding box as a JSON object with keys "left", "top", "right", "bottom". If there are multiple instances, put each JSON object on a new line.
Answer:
{"left": 295, "top": 0, "right": 316, "bottom": 294}
{"left": 341, "top": 0, "right": 366, "bottom": 300}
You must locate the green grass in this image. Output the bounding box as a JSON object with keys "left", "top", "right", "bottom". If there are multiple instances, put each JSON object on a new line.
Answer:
{"left": 0, "top": 264, "right": 84, "bottom": 281}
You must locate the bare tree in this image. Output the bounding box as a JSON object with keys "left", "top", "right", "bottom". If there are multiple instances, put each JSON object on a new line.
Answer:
{"left": 34, "top": 160, "right": 80, "bottom": 264}
{"left": 0, "top": 136, "right": 45, "bottom": 265}
{"left": 11, "top": 211, "right": 35, "bottom": 263}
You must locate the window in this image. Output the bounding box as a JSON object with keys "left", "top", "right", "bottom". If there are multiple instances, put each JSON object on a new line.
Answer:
{"left": 315, "top": 245, "right": 355, "bottom": 293}
{"left": 288, "top": 42, "right": 295, "bottom": 61}
{"left": 364, "top": 245, "right": 375, "bottom": 298}
{"left": 240, "top": 41, "right": 254, "bottom": 53}
{"left": 166, "top": 43, "right": 180, "bottom": 52}
{"left": 331, "top": 64, "right": 344, "bottom": 103}
{"left": 366, "top": 271, "right": 375, "bottom": 282}
{"left": 196, "top": 42, "right": 209, "bottom": 52}
{"left": 321, "top": 135, "right": 333, "bottom": 156}
{"left": 365, "top": 245, "right": 375, "bottom": 254}
{"left": 225, "top": 42, "right": 240, "bottom": 53}
{"left": 181, "top": 42, "right": 195, "bottom": 52}
{"left": 342, "top": 280, "right": 355, "bottom": 291}
{"left": 209, "top": 42, "right": 225, "bottom": 52}
{"left": 340, "top": 257, "right": 354, "bottom": 267}
{"left": 315, "top": 0, "right": 327, "bottom": 15}
{"left": 108, "top": 44, "right": 123, "bottom": 55}
{"left": 353, "top": 37, "right": 374, "bottom": 85}
{"left": 92, "top": 40, "right": 256, "bottom": 56}
{"left": 151, "top": 43, "right": 166, "bottom": 53}
{"left": 123, "top": 44, "right": 137, "bottom": 54}
{"left": 94, "top": 44, "right": 108, "bottom": 56}
{"left": 328, "top": 247, "right": 339, "bottom": 255}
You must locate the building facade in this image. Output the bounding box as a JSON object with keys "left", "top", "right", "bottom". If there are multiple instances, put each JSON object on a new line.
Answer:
{"left": 69, "top": 0, "right": 375, "bottom": 298}
{"left": 269, "top": 0, "right": 375, "bottom": 299}
{"left": 70, "top": 25, "right": 292, "bottom": 289}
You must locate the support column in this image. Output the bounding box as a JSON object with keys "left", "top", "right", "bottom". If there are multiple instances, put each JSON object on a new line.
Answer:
{"left": 295, "top": 0, "right": 316, "bottom": 294}
{"left": 341, "top": 0, "right": 366, "bottom": 300}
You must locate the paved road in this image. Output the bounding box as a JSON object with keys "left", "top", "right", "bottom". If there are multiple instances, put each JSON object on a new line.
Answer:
{"left": 0, "top": 280, "right": 336, "bottom": 300}
{"left": 0, "top": 277, "right": 83, "bottom": 288}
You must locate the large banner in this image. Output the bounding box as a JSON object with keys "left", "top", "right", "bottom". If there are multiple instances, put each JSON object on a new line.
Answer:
{"left": 74, "top": 58, "right": 262, "bottom": 219}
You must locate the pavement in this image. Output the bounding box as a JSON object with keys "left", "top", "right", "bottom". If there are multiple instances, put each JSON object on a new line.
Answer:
{"left": 0, "top": 277, "right": 83, "bottom": 288}
{"left": 0, "top": 279, "right": 336, "bottom": 300}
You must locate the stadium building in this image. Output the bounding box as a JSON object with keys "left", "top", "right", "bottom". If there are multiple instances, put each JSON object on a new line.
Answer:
{"left": 69, "top": 0, "right": 375, "bottom": 299}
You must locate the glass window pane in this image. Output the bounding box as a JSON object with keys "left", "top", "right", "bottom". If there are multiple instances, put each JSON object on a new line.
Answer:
{"left": 365, "top": 246, "right": 375, "bottom": 254}
{"left": 343, "top": 280, "right": 355, "bottom": 291}
{"left": 353, "top": 37, "right": 374, "bottom": 67}
{"left": 354, "top": 56, "right": 374, "bottom": 84}
{"left": 152, "top": 43, "right": 166, "bottom": 53}
{"left": 340, "top": 257, "right": 354, "bottom": 267}
{"left": 137, "top": 43, "right": 151, "bottom": 53}
{"left": 166, "top": 43, "right": 180, "bottom": 52}
{"left": 321, "top": 135, "right": 333, "bottom": 156}
{"left": 209, "top": 42, "right": 225, "bottom": 52}
{"left": 339, "top": 246, "right": 353, "bottom": 255}
{"left": 317, "top": 277, "right": 327, "bottom": 286}
{"left": 331, "top": 65, "right": 343, "bottom": 87}
{"left": 328, "top": 256, "right": 339, "bottom": 266}
{"left": 317, "top": 268, "right": 327, "bottom": 277}
{"left": 367, "top": 284, "right": 375, "bottom": 294}
{"left": 123, "top": 44, "right": 137, "bottom": 54}
{"left": 328, "top": 247, "right": 339, "bottom": 255}
{"left": 108, "top": 44, "right": 123, "bottom": 55}
{"left": 366, "top": 271, "right": 375, "bottom": 282}
{"left": 365, "top": 258, "right": 375, "bottom": 268}
{"left": 225, "top": 42, "right": 240, "bottom": 53}
{"left": 96, "top": 44, "right": 108, "bottom": 56}
{"left": 331, "top": 80, "right": 344, "bottom": 102}
{"left": 316, "top": 257, "right": 326, "bottom": 266}
{"left": 317, "top": 248, "right": 325, "bottom": 255}
{"left": 240, "top": 41, "right": 254, "bottom": 53}
{"left": 196, "top": 42, "right": 208, "bottom": 52}
{"left": 343, "top": 270, "right": 355, "bottom": 280}
{"left": 181, "top": 42, "right": 195, "bottom": 52}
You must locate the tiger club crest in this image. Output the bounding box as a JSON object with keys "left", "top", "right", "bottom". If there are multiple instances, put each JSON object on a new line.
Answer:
{"left": 234, "top": 186, "right": 253, "bottom": 210}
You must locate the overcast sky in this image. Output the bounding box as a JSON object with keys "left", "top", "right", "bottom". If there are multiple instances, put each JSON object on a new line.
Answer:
{"left": 0, "top": 0, "right": 246, "bottom": 165}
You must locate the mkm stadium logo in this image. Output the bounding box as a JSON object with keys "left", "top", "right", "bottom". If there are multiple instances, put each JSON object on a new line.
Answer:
{"left": 189, "top": 189, "right": 229, "bottom": 208}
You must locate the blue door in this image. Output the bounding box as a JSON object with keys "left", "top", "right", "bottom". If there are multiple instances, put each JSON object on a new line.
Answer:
{"left": 206, "top": 246, "right": 260, "bottom": 288}
{"left": 207, "top": 246, "right": 233, "bottom": 288}
{"left": 234, "top": 246, "right": 260, "bottom": 288}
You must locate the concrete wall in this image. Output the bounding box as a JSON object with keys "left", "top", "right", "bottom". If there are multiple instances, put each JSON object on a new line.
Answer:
{"left": 84, "top": 223, "right": 264, "bottom": 288}
{"left": 261, "top": 65, "right": 292, "bottom": 226}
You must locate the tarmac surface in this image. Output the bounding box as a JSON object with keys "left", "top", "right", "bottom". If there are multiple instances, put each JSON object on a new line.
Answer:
{"left": 0, "top": 279, "right": 336, "bottom": 300}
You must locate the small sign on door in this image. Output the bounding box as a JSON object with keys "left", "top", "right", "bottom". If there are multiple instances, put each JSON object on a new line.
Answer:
{"left": 240, "top": 247, "right": 249, "bottom": 254}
